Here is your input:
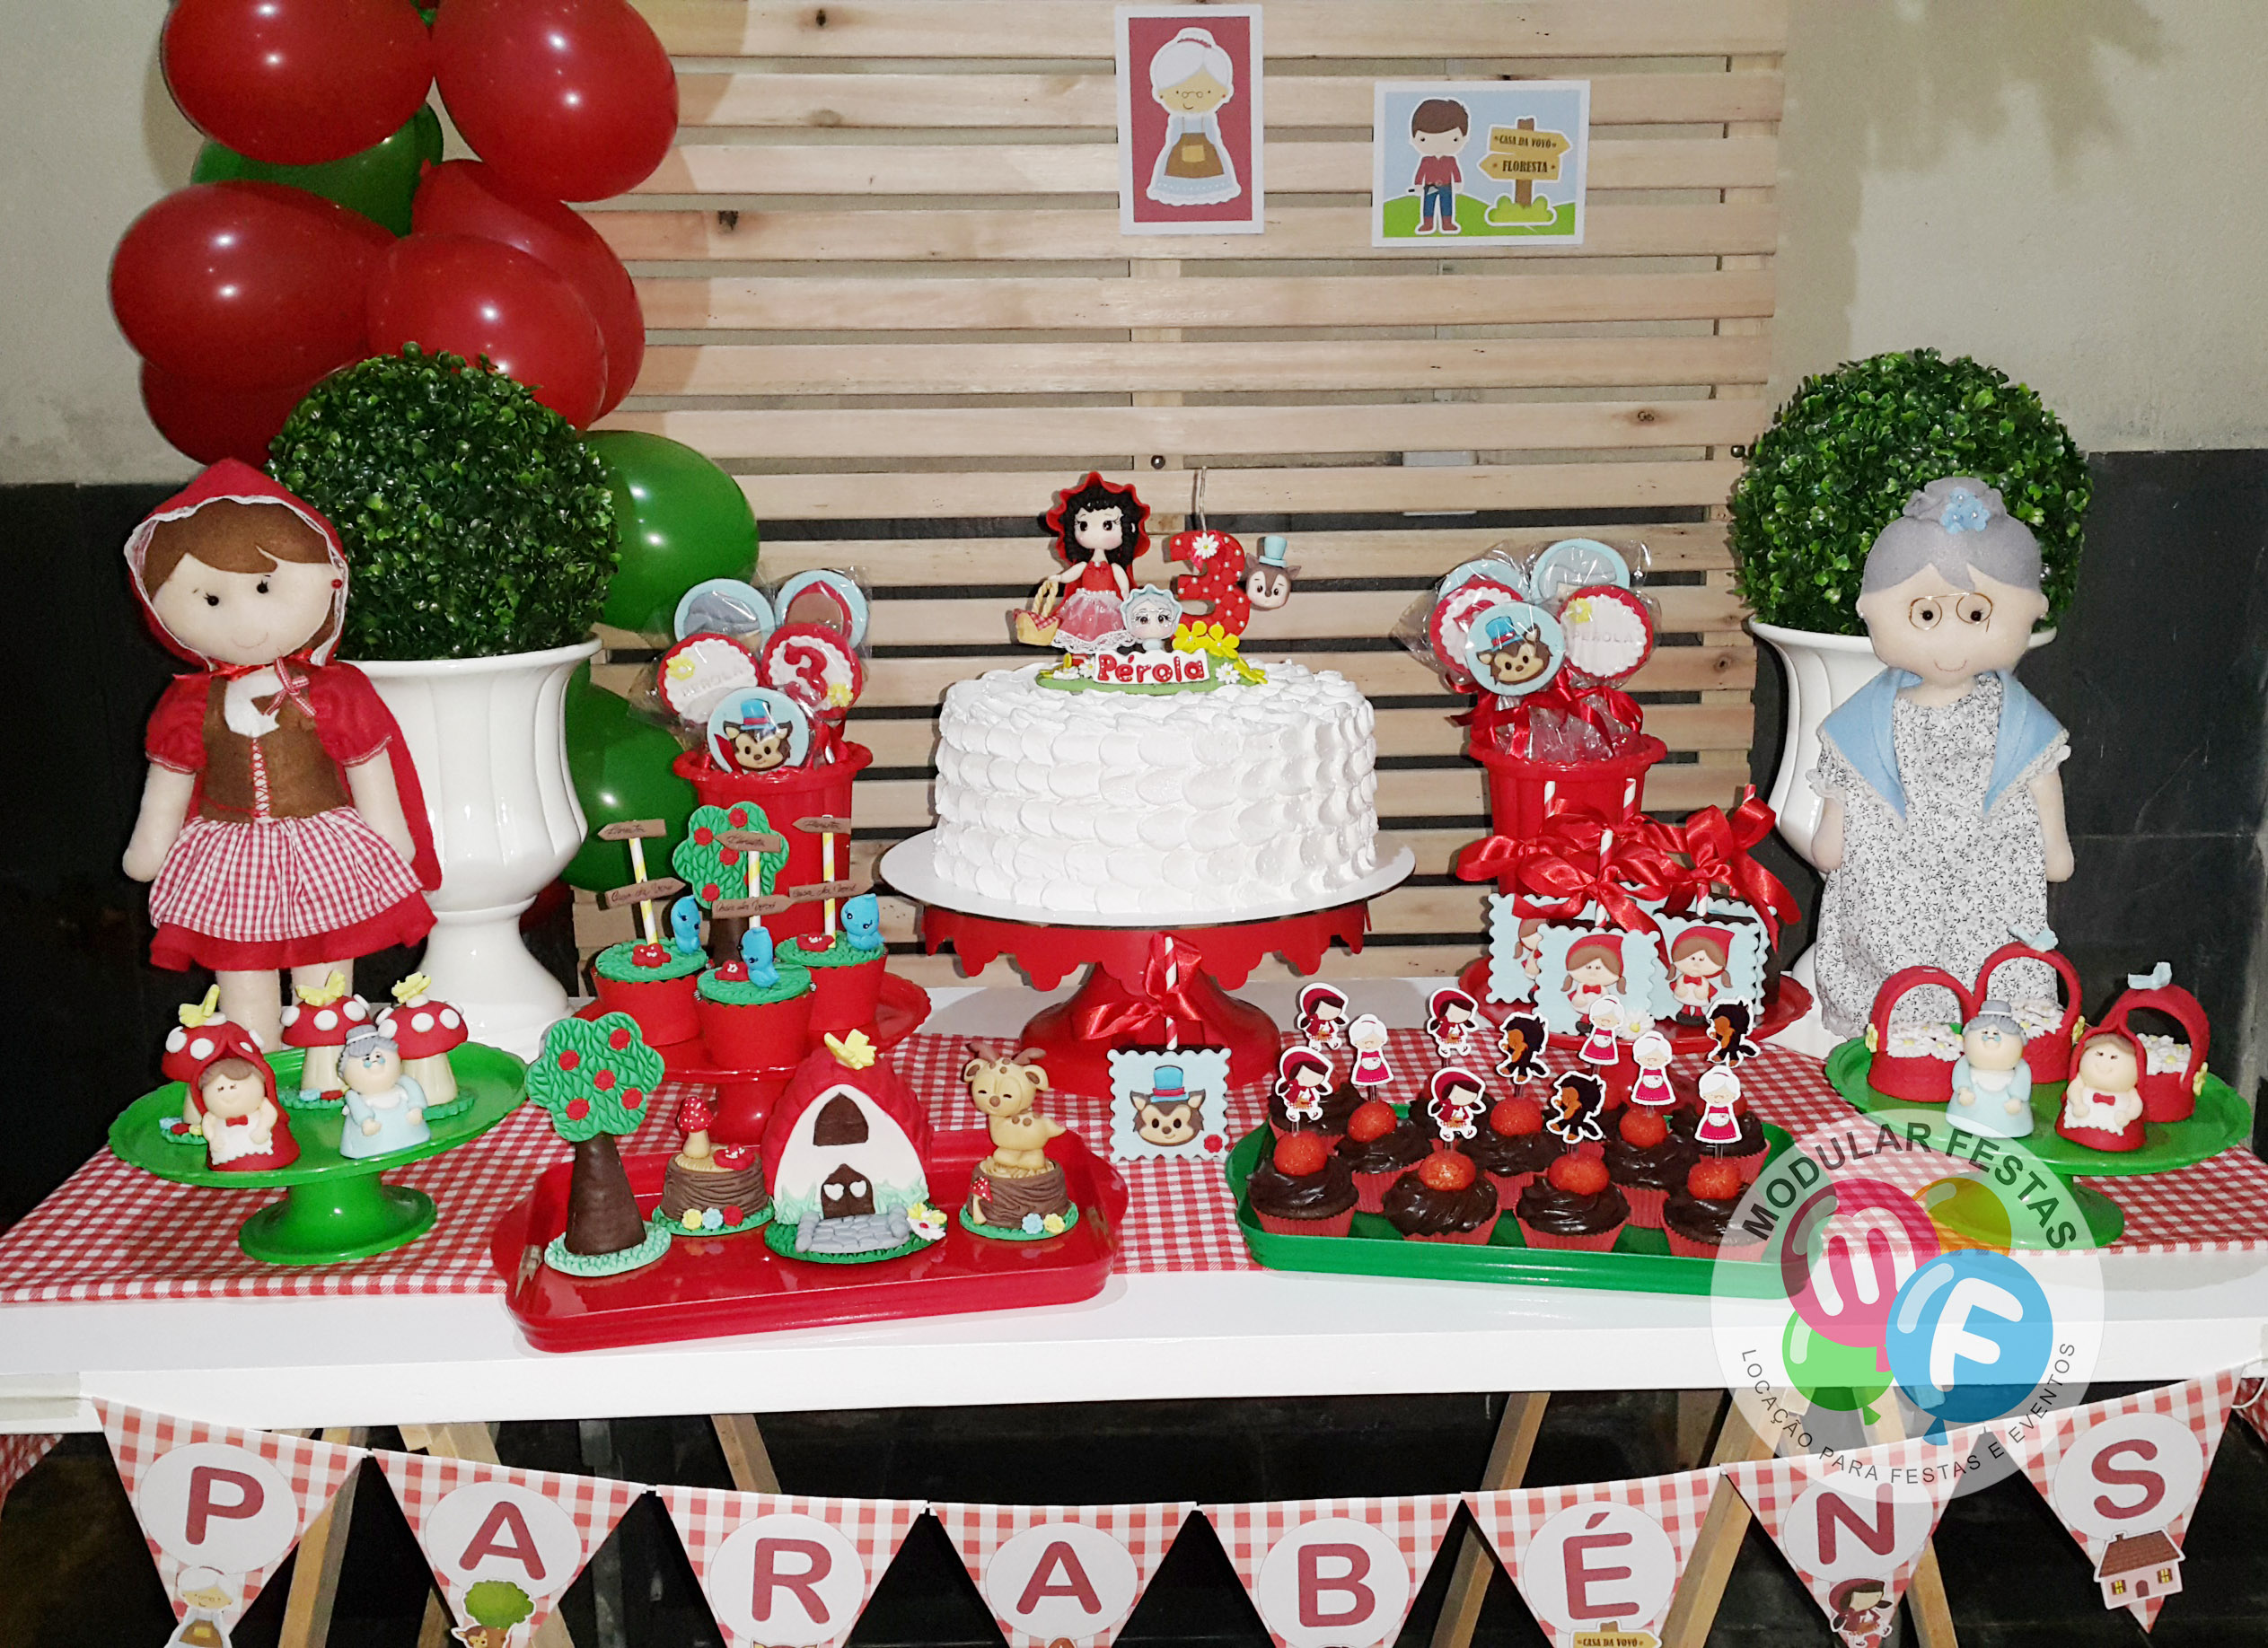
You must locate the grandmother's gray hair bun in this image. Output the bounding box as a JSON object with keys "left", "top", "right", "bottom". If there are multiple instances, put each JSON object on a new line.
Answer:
{"left": 343, "top": 1023, "right": 397, "bottom": 1059}
{"left": 1860, "top": 476, "right": 2043, "bottom": 596}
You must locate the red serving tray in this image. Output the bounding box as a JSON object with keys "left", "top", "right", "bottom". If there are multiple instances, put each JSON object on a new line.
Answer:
{"left": 490, "top": 1126, "right": 1128, "bottom": 1353}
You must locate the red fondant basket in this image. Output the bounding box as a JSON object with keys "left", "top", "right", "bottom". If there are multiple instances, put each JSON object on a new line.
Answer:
{"left": 1864, "top": 967, "right": 1977, "bottom": 1104}
{"left": 2097, "top": 984, "right": 2211, "bottom": 1124}
{"left": 1972, "top": 942, "right": 2085, "bottom": 1086}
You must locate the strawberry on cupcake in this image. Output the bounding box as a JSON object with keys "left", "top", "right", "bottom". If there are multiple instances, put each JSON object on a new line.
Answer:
{"left": 1335, "top": 1098, "right": 1430, "bottom": 1214}
{"left": 1457, "top": 1094, "right": 1564, "bottom": 1202}
{"left": 1516, "top": 1153, "right": 1630, "bottom": 1253}
{"left": 1664, "top": 1159, "right": 1764, "bottom": 1260}
{"left": 1602, "top": 1106, "right": 1696, "bottom": 1231}
{"left": 1246, "top": 1129, "right": 1359, "bottom": 1237}
{"left": 1382, "top": 1149, "right": 1499, "bottom": 1244}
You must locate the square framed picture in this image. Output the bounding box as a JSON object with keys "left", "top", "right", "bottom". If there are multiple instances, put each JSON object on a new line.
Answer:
{"left": 1107, "top": 1048, "right": 1233, "bottom": 1161}
{"left": 1372, "top": 79, "right": 1589, "bottom": 249}
{"left": 1116, "top": 5, "right": 1265, "bottom": 235}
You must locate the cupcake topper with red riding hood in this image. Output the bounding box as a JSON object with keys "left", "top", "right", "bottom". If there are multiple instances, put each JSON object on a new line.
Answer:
{"left": 1295, "top": 982, "right": 1349, "bottom": 1050}
{"left": 278, "top": 971, "right": 366, "bottom": 1107}
{"left": 1013, "top": 472, "right": 1151, "bottom": 653}
{"left": 1272, "top": 1045, "right": 1334, "bottom": 1122}
{"left": 119, "top": 460, "right": 440, "bottom": 1054}
{"left": 527, "top": 1012, "right": 672, "bottom": 1276}
{"left": 1428, "top": 1066, "right": 1489, "bottom": 1142}
{"left": 1426, "top": 985, "right": 1481, "bottom": 1061}
{"left": 183, "top": 1019, "right": 298, "bottom": 1172}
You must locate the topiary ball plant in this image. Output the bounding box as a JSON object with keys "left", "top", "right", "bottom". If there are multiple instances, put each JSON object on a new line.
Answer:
{"left": 269, "top": 346, "right": 618, "bottom": 660}
{"left": 1728, "top": 348, "right": 2089, "bottom": 637}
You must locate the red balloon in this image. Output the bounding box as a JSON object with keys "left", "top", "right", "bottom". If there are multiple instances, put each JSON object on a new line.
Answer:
{"left": 434, "top": 0, "right": 678, "bottom": 203}
{"left": 110, "top": 182, "right": 392, "bottom": 390}
{"left": 412, "top": 161, "right": 645, "bottom": 416}
{"left": 141, "top": 364, "right": 321, "bottom": 466}
{"left": 163, "top": 0, "right": 435, "bottom": 167}
{"left": 368, "top": 234, "right": 609, "bottom": 425}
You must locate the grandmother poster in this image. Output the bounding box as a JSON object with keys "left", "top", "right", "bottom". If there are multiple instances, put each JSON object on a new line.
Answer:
{"left": 1117, "top": 6, "right": 1265, "bottom": 233}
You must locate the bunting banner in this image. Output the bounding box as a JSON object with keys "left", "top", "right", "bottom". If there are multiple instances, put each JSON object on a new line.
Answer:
{"left": 1723, "top": 1433, "right": 1971, "bottom": 1647}
{"left": 1201, "top": 1495, "right": 1460, "bottom": 1648}
{"left": 1465, "top": 1468, "right": 1722, "bottom": 1648}
{"left": 2006, "top": 1370, "right": 2238, "bottom": 1631}
{"left": 373, "top": 1449, "right": 643, "bottom": 1647}
{"left": 2231, "top": 1365, "right": 2268, "bottom": 1451}
{"left": 931, "top": 1501, "right": 1194, "bottom": 1648}
{"left": 0, "top": 1432, "right": 59, "bottom": 1521}
{"left": 95, "top": 1400, "right": 365, "bottom": 1646}
{"left": 655, "top": 1486, "right": 924, "bottom": 1648}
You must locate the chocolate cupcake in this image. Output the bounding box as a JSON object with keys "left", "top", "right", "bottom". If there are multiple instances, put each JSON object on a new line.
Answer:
{"left": 1247, "top": 1132, "right": 1358, "bottom": 1236}
{"left": 1336, "top": 1099, "right": 1431, "bottom": 1214}
{"left": 1669, "top": 1105, "right": 1769, "bottom": 1182}
{"left": 1269, "top": 1080, "right": 1363, "bottom": 1142}
{"left": 1382, "top": 1153, "right": 1499, "bottom": 1243}
{"left": 1458, "top": 1095, "right": 1564, "bottom": 1200}
{"left": 1665, "top": 1160, "right": 1763, "bottom": 1259}
{"left": 1516, "top": 1155, "right": 1630, "bottom": 1253}
{"left": 1602, "top": 1109, "right": 1696, "bottom": 1231}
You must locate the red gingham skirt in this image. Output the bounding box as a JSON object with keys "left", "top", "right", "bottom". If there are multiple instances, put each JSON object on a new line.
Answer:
{"left": 149, "top": 810, "right": 432, "bottom": 971}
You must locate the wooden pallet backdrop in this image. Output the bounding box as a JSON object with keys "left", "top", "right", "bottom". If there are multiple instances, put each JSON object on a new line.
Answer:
{"left": 577, "top": 0, "right": 1785, "bottom": 986}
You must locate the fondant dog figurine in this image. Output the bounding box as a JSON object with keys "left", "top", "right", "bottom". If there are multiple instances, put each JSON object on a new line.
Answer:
{"left": 963, "top": 1048, "right": 1066, "bottom": 1177}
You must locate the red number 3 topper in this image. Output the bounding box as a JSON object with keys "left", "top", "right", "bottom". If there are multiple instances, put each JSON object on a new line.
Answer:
{"left": 759, "top": 622, "right": 864, "bottom": 719}
{"left": 1166, "top": 527, "right": 1251, "bottom": 636}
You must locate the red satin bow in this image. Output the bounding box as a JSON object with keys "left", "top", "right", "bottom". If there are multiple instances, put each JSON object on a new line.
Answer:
{"left": 1072, "top": 934, "right": 1215, "bottom": 1045}
{"left": 1455, "top": 802, "right": 1683, "bottom": 934}
{"left": 1675, "top": 787, "right": 1800, "bottom": 946}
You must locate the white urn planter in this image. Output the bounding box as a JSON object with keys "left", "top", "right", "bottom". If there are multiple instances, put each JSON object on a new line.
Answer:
{"left": 360, "top": 638, "right": 602, "bottom": 1058}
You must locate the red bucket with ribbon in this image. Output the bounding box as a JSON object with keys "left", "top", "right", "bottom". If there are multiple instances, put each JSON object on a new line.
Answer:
{"left": 1465, "top": 734, "right": 1667, "bottom": 857}
{"left": 673, "top": 743, "right": 871, "bottom": 943}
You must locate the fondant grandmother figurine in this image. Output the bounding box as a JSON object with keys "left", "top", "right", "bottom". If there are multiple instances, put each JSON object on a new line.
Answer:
{"left": 119, "top": 461, "right": 440, "bottom": 1052}
{"left": 1810, "top": 478, "right": 2072, "bottom": 1037}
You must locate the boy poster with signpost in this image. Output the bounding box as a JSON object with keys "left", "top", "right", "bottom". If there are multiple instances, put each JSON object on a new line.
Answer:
{"left": 1371, "top": 80, "right": 1588, "bottom": 248}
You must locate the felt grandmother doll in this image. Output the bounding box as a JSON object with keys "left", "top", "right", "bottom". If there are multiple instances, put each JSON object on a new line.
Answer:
{"left": 120, "top": 461, "right": 441, "bottom": 1052}
{"left": 1809, "top": 478, "right": 2072, "bottom": 1038}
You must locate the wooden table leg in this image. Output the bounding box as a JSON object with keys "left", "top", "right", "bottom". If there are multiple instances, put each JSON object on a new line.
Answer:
{"left": 1427, "top": 1392, "right": 1551, "bottom": 1648}
{"left": 712, "top": 1415, "right": 781, "bottom": 1494}
{"left": 1906, "top": 1543, "right": 1959, "bottom": 1648}
{"left": 404, "top": 1423, "right": 576, "bottom": 1648}
{"left": 279, "top": 1426, "right": 367, "bottom": 1648}
{"left": 1675, "top": 1390, "right": 1727, "bottom": 1468}
{"left": 1659, "top": 1395, "right": 1772, "bottom": 1648}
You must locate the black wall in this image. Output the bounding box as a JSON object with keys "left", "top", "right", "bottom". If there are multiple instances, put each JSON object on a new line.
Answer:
{"left": 4, "top": 451, "right": 2263, "bottom": 1226}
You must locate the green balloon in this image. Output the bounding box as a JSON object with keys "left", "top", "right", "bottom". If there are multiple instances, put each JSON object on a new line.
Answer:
{"left": 585, "top": 431, "right": 760, "bottom": 638}
{"left": 562, "top": 666, "right": 697, "bottom": 892}
{"left": 192, "top": 106, "right": 443, "bottom": 237}
{"left": 1783, "top": 1313, "right": 1892, "bottom": 1422}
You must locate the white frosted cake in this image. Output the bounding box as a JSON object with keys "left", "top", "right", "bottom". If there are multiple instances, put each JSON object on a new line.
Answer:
{"left": 931, "top": 661, "right": 1380, "bottom": 916}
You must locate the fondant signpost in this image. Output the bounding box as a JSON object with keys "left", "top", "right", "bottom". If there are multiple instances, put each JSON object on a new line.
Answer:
{"left": 795, "top": 811, "right": 858, "bottom": 936}
{"left": 672, "top": 802, "right": 789, "bottom": 964}
{"left": 527, "top": 1012, "right": 670, "bottom": 1276}
{"left": 596, "top": 819, "right": 682, "bottom": 949}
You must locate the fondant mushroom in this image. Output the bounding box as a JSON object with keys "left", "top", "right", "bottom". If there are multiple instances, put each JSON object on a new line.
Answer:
{"left": 279, "top": 972, "right": 364, "bottom": 1105}
{"left": 162, "top": 986, "right": 244, "bottom": 1127}
{"left": 381, "top": 974, "right": 469, "bottom": 1109}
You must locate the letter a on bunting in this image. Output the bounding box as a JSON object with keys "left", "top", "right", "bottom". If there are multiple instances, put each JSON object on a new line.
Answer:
{"left": 931, "top": 1501, "right": 1195, "bottom": 1647}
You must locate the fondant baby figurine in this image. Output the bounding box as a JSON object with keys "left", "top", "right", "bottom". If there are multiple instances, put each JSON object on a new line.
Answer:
{"left": 1811, "top": 478, "right": 2072, "bottom": 1038}
{"left": 2058, "top": 1028, "right": 2147, "bottom": 1152}
{"left": 119, "top": 461, "right": 441, "bottom": 1052}
{"left": 1949, "top": 998, "right": 2035, "bottom": 1138}
{"left": 338, "top": 1023, "right": 430, "bottom": 1159}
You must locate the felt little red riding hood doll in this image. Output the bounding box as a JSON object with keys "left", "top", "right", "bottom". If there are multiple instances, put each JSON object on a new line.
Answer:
{"left": 120, "top": 460, "right": 440, "bottom": 1052}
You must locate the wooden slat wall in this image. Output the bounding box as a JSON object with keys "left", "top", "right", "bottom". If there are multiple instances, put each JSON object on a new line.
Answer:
{"left": 581, "top": 0, "right": 1783, "bottom": 980}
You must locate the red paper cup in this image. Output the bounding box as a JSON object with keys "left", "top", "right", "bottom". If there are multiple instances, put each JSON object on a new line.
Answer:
{"left": 696, "top": 988, "right": 813, "bottom": 1072}
{"left": 1618, "top": 1184, "right": 1670, "bottom": 1231}
{"left": 1721, "top": 1145, "right": 1767, "bottom": 1185}
{"left": 1402, "top": 1214, "right": 1499, "bottom": 1245}
{"left": 1349, "top": 1170, "right": 1400, "bottom": 1214}
{"left": 1667, "top": 1230, "right": 1766, "bottom": 1262}
{"left": 1483, "top": 1170, "right": 1536, "bottom": 1205}
{"left": 1257, "top": 1207, "right": 1355, "bottom": 1238}
{"left": 593, "top": 971, "right": 699, "bottom": 1047}
{"left": 1517, "top": 1219, "right": 1625, "bottom": 1253}
{"left": 803, "top": 951, "right": 886, "bottom": 1039}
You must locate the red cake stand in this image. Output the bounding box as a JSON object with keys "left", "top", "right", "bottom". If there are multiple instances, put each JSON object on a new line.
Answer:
{"left": 882, "top": 834, "right": 1416, "bottom": 1096}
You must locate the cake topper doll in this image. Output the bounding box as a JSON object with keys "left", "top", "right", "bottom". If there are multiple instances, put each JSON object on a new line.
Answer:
{"left": 1704, "top": 999, "right": 1762, "bottom": 1067}
{"left": 120, "top": 461, "right": 440, "bottom": 1053}
{"left": 185, "top": 1021, "right": 297, "bottom": 1171}
{"left": 1666, "top": 926, "right": 1732, "bottom": 1021}
{"left": 1346, "top": 1012, "right": 1393, "bottom": 1097}
{"left": 1629, "top": 1028, "right": 1676, "bottom": 1109}
{"left": 1427, "top": 986, "right": 1481, "bottom": 1060}
{"left": 1495, "top": 1010, "right": 1549, "bottom": 1084}
{"left": 1296, "top": 982, "right": 1349, "bottom": 1050}
{"left": 1111, "top": 584, "right": 1186, "bottom": 654}
{"left": 1950, "top": 997, "right": 2035, "bottom": 1139}
{"left": 1546, "top": 1068, "right": 1606, "bottom": 1145}
{"left": 1810, "top": 478, "right": 2072, "bottom": 1039}
{"left": 1273, "top": 1046, "right": 1334, "bottom": 1122}
{"left": 1019, "top": 472, "right": 1151, "bottom": 653}
{"left": 1428, "top": 1066, "right": 1488, "bottom": 1141}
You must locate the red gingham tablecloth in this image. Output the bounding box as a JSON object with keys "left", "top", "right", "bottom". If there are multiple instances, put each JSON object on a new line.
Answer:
{"left": 3, "top": 1030, "right": 2264, "bottom": 1304}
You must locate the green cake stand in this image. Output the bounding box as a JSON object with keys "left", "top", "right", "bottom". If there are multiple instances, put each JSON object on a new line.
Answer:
{"left": 1823, "top": 1039, "right": 2251, "bottom": 1246}
{"left": 110, "top": 1043, "right": 526, "bottom": 1265}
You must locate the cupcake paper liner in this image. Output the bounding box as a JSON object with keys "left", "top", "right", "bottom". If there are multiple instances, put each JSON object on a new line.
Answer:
{"left": 1517, "top": 1219, "right": 1625, "bottom": 1253}
{"left": 1257, "top": 1206, "right": 1354, "bottom": 1238}
{"left": 1617, "top": 1183, "right": 1670, "bottom": 1231}
{"left": 1401, "top": 1214, "right": 1499, "bottom": 1245}
{"left": 1349, "top": 1170, "right": 1402, "bottom": 1215}
{"left": 1667, "top": 1228, "right": 1766, "bottom": 1262}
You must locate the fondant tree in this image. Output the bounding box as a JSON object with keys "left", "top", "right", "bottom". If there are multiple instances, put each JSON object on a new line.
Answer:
{"left": 527, "top": 1012, "right": 664, "bottom": 1258}
{"left": 671, "top": 802, "right": 788, "bottom": 962}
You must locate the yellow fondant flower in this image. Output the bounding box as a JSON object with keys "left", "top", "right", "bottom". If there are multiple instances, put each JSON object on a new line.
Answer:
{"left": 1042, "top": 1213, "right": 1068, "bottom": 1236}
{"left": 389, "top": 972, "right": 431, "bottom": 1007}
{"left": 179, "top": 985, "right": 224, "bottom": 1029}
{"left": 824, "top": 1029, "right": 877, "bottom": 1070}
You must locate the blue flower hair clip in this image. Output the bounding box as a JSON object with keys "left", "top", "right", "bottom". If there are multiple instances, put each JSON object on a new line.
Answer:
{"left": 1939, "top": 487, "right": 1991, "bottom": 534}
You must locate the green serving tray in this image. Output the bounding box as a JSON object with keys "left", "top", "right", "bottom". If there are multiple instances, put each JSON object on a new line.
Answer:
{"left": 1226, "top": 1119, "right": 1789, "bottom": 1298}
{"left": 110, "top": 1043, "right": 526, "bottom": 1265}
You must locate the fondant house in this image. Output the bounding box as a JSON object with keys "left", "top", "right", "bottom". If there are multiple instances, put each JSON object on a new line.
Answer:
{"left": 2096, "top": 1531, "right": 2183, "bottom": 1607}
{"left": 762, "top": 1034, "right": 933, "bottom": 1258}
